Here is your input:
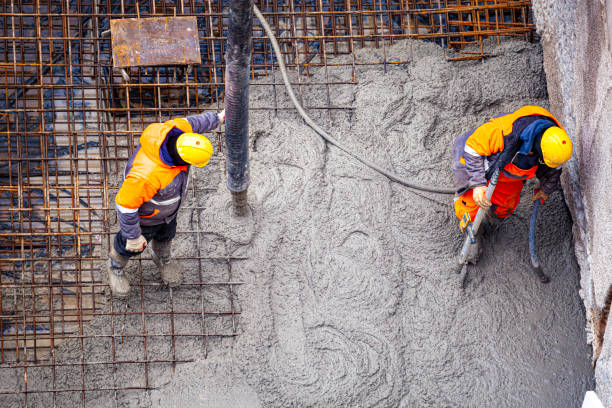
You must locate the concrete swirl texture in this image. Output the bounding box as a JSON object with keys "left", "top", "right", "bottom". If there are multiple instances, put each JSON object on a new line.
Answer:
{"left": 198, "top": 40, "right": 593, "bottom": 407}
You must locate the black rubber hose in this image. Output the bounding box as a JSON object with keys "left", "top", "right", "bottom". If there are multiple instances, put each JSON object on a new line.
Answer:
{"left": 529, "top": 199, "right": 550, "bottom": 283}
{"left": 224, "top": 0, "right": 253, "bottom": 193}
{"left": 253, "top": 5, "right": 456, "bottom": 195}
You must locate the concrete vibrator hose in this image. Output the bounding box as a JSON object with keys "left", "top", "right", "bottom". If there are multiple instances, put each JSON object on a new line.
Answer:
{"left": 252, "top": 5, "right": 456, "bottom": 195}
{"left": 529, "top": 199, "right": 551, "bottom": 283}
{"left": 458, "top": 167, "right": 499, "bottom": 269}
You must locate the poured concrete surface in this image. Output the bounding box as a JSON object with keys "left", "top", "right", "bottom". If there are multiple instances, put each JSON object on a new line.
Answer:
{"left": 196, "top": 39, "right": 593, "bottom": 407}
{"left": 0, "top": 39, "right": 593, "bottom": 407}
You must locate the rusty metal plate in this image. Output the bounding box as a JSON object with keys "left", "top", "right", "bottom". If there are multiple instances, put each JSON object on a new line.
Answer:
{"left": 110, "top": 16, "right": 201, "bottom": 67}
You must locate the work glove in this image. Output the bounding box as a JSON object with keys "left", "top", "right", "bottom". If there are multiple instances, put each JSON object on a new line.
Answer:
{"left": 217, "top": 110, "right": 225, "bottom": 125}
{"left": 472, "top": 186, "right": 491, "bottom": 210}
{"left": 532, "top": 188, "right": 549, "bottom": 204}
{"left": 125, "top": 235, "right": 147, "bottom": 253}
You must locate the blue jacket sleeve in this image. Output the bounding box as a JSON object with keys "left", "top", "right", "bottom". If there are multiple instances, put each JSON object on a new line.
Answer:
{"left": 116, "top": 207, "right": 142, "bottom": 239}
{"left": 464, "top": 153, "right": 487, "bottom": 188}
{"left": 185, "top": 112, "right": 220, "bottom": 134}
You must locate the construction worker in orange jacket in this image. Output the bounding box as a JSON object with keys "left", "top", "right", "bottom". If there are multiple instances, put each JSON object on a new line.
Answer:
{"left": 108, "top": 110, "right": 225, "bottom": 298}
{"left": 452, "top": 106, "right": 573, "bottom": 263}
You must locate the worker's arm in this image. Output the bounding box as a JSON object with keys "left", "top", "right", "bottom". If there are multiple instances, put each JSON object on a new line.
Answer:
{"left": 463, "top": 121, "right": 504, "bottom": 188}
{"left": 463, "top": 153, "right": 487, "bottom": 188}
{"left": 535, "top": 164, "right": 562, "bottom": 198}
{"left": 115, "top": 176, "right": 159, "bottom": 239}
{"left": 185, "top": 111, "right": 223, "bottom": 134}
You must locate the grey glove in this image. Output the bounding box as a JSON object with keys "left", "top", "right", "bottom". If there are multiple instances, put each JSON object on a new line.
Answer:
{"left": 126, "top": 235, "right": 147, "bottom": 252}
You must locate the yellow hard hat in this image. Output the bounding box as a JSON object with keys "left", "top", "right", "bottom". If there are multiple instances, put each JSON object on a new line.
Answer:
{"left": 540, "top": 126, "right": 573, "bottom": 168}
{"left": 176, "top": 132, "right": 213, "bottom": 167}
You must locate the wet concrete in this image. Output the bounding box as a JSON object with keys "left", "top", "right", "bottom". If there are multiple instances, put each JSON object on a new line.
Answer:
{"left": 0, "top": 39, "right": 593, "bottom": 407}
{"left": 200, "top": 39, "right": 593, "bottom": 407}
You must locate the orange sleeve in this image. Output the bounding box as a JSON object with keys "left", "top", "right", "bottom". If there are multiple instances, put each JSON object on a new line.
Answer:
{"left": 464, "top": 120, "right": 505, "bottom": 156}
{"left": 115, "top": 176, "right": 159, "bottom": 210}
{"left": 164, "top": 118, "right": 193, "bottom": 133}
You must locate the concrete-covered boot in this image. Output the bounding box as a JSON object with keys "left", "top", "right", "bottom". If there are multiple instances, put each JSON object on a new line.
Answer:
{"left": 108, "top": 247, "right": 130, "bottom": 298}
{"left": 151, "top": 240, "right": 183, "bottom": 288}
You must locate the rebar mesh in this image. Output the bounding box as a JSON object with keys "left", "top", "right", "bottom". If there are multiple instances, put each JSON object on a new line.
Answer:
{"left": 0, "top": 0, "right": 534, "bottom": 405}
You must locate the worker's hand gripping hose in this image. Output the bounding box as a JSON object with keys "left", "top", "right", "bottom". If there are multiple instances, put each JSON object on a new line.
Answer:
{"left": 458, "top": 167, "right": 499, "bottom": 267}
{"left": 252, "top": 6, "right": 456, "bottom": 195}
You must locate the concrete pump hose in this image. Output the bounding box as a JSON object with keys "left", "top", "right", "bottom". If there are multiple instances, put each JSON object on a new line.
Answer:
{"left": 252, "top": 5, "right": 456, "bottom": 195}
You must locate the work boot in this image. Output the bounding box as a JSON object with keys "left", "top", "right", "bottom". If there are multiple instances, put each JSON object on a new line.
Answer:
{"left": 108, "top": 247, "right": 130, "bottom": 298}
{"left": 483, "top": 210, "right": 505, "bottom": 235}
{"left": 466, "top": 233, "right": 483, "bottom": 265}
{"left": 151, "top": 240, "right": 183, "bottom": 288}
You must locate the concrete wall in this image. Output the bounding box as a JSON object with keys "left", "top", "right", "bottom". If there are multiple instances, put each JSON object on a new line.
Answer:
{"left": 532, "top": 0, "right": 612, "bottom": 403}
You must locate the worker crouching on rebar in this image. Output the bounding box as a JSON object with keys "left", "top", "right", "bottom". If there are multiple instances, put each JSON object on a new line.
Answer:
{"left": 108, "top": 110, "right": 225, "bottom": 298}
{"left": 452, "top": 106, "right": 573, "bottom": 264}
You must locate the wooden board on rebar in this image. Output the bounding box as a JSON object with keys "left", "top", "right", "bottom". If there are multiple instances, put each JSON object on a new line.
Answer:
{"left": 110, "top": 16, "right": 201, "bottom": 67}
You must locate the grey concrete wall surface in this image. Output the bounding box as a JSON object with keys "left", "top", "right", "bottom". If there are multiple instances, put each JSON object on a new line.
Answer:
{"left": 533, "top": 0, "right": 612, "bottom": 404}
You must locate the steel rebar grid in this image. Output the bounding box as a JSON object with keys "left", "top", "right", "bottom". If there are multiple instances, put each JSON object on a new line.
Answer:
{"left": 1, "top": 0, "right": 535, "bottom": 405}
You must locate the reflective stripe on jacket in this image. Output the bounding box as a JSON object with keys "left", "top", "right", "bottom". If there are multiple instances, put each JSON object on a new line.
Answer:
{"left": 451, "top": 106, "right": 564, "bottom": 195}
